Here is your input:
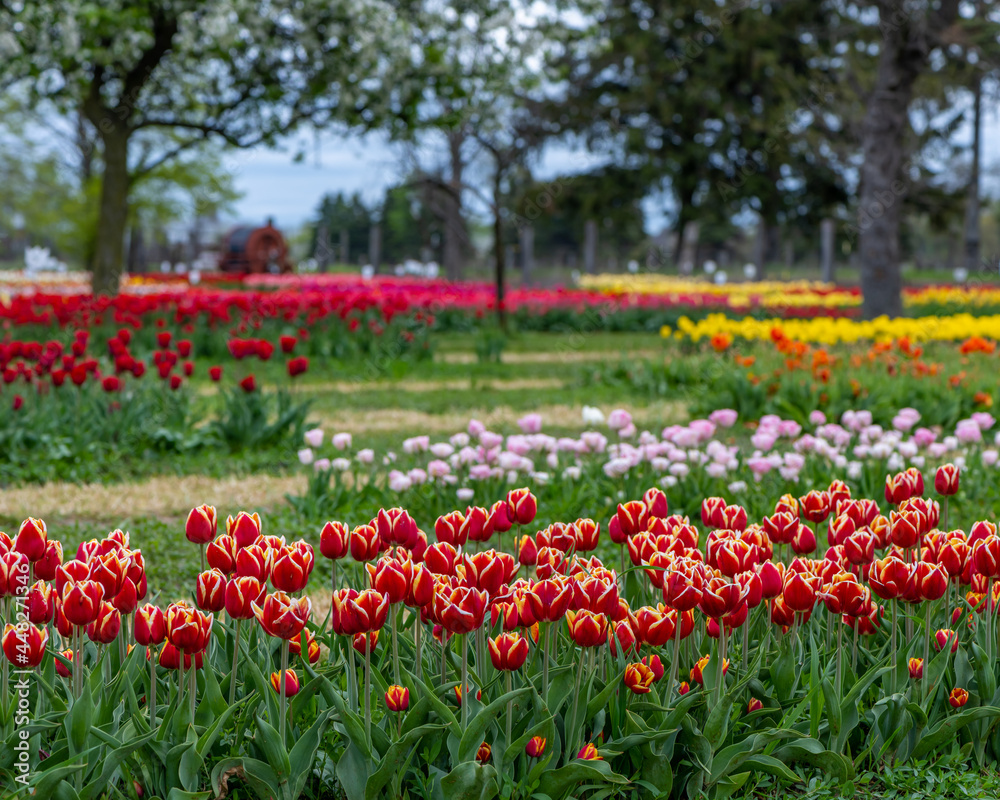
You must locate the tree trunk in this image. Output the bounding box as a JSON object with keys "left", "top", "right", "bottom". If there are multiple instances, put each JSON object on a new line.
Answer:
{"left": 520, "top": 224, "right": 534, "bottom": 286}
{"left": 752, "top": 215, "right": 768, "bottom": 279}
{"left": 857, "top": 4, "right": 927, "bottom": 318}
{"left": 92, "top": 129, "right": 131, "bottom": 296}
{"left": 678, "top": 221, "right": 700, "bottom": 275}
{"left": 820, "top": 218, "right": 836, "bottom": 283}
{"left": 443, "top": 131, "right": 466, "bottom": 281}
{"left": 369, "top": 223, "right": 382, "bottom": 273}
{"left": 494, "top": 173, "right": 506, "bottom": 331}
{"left": 964, "top": 74, "right": 981, "bottom": 273}
{"left": 583, "top": 219, "right": 598, "bottom": 274}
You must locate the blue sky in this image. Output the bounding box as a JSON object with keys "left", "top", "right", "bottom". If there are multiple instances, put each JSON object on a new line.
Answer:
{"left": 228, "top": 109, "right": 1000, "bottom": 235}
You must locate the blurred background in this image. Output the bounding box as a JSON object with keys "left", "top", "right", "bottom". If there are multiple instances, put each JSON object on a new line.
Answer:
{"left": 0, "top": 1, "right": 998, "bottom": 312}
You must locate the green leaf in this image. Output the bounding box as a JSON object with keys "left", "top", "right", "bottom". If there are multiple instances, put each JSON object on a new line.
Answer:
{"left": 912, "top": 706, "right": 1000, "bottom": 760}
{"left": 253, "top": 714, "right": 291, "bottom": 778}
{"left": 365, "top": 723, "right": 447, "bottom": 799}
{"left": 537, "top": 759, "right": 627, "bottom": 797}
{"left": 585, "top": 668, "right": 626, "bottom": 721}
{"left": 65, "top": 682, "right": 93, "bottom": 754}
{"left": 324, "top": 684, "right": 374, "bottom": 760}
{"left": 440, "top": 761, "right": 499, "bottom": 800}
{"left": 337, "top": 742, "right": 372, "bottom": 800}
{"left": 458, "top": 687, "right": 530, "bottom": 764}
{"left": 741, "top": 754, "right": 802, "bottom": 784}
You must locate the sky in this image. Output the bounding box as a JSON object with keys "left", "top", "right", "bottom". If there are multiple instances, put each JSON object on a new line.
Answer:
{"left": 227, "top": 106, "right": 1000, "bottom": 237}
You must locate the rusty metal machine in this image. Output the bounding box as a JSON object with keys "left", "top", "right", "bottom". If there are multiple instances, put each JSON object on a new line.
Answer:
{"left": 217, "top": 220, "right": 293, "bottom": 273}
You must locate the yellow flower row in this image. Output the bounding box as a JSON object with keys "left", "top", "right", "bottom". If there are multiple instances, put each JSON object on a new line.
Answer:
{"left": 582, "top": 274, "right": 1000, "bottom": 309}
{"left": 662, "top": 313, "right": 1000, "bottom": 345}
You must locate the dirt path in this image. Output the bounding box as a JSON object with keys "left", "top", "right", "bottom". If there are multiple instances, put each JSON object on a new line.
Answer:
{"left": 0, "top": 473, "right": 307, "bottom": 524}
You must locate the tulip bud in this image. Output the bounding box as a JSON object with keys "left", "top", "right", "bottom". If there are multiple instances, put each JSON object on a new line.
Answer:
{"left": 949, "top": 687, "right": 969, "bottom": 708}
{"left": 206, "top": 535, "right": 238, "bottom": 574}
{"left": 134, "top": 604, "right": 167, "bottom": 645}
{"left": 2, "top": 623, "right": 48, "bottom": 667}
{"left": 15, "top": 518, "right": 48, "bottom": 562}
{"left": 87, "top": 601, "right": 122, "bottom": 644}
{"left": 908, "top": 657, "right": 923, "bottom": 680}
{"left": 270, "top": 668, "right": 300, "bottom": 696}
{"left": 506, "top": 488, "right": 537, "bottom": 526}
{"left": 385, "top": 684, "right": 410, "bottom": 712}
{"left": 196, "top": 569, "right": 228, "bottom": 613}
{"left": 185, "top": 505, "right": 218, "bottom": 545}
{"left": 226, "top": 511, "right": 262, "bottom": 548}
{"left": 56, "top": 648, "right": 73, "bottom": 677}
{"left": 577, "top": 743, "right": 602, "bottom": 761}
{"left": 525, "top": 736, "right": 547, "bottom": 758}
{"left": 476, "top": 742, "right": 491, "bottom": 764}
{"left": 488, "top": 632, "right": 529, "bottom": 670}
{"left": 935, "top": 464, "right": 960, "bottom": 497}
{"left": 320, "top": 521, "right": 350, "bottom": 560}
{"left": 27, "top": 581, "right": 54, "bottom": 624}
{"left": 747, "top": 698, "right": 763, "bottom": 713}
{"left": 624, "top": 662, "right": 655, "bottom": 694}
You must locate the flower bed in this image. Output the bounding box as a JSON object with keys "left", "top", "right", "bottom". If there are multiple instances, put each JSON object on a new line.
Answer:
{"left": 5, "top": 454, "right": 1000, "bottom": 798}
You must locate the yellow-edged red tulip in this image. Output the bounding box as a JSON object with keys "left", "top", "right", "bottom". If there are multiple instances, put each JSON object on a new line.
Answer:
{"left": 488, "top": 632, "right": 529, "bottom": 670}
{"left": 15, "top": 517, "right": 47, "bottom": 562}
{"left": 2, "top": 623, "right": 48, "bottom": 667}
{"left": 86, "top": 601, "right": 122, "bottom": 644}
{"left": 949, "top": 687, "right": 969, "bottom": 708}
{"left": 270, "top": 669, "right": 300, "bottom": 696}
{"left": 185, "top": 505, "right": 217, "bottom": 545}
{"left": 565, "top": 609, "right": 607, "bottom": 647}
{"left": 195, "top": 569, "right": 227, "bottom": 613}
{"left": 134, "top": 603, "right": 166, "bottom": 645}
{"left": 525, "top": 735, "right": 547, "bottom": 758}
{"left": 624, "top": 662, "right": 654, "bottom": 694}
{"left": 226, "top": 511, "right": 261, "bottom": 548}
{"left": 385, "top": 684, "right": 410, "bottom": 712}
{"left": 253, "top": 591, "right": 310, "bottom": 640}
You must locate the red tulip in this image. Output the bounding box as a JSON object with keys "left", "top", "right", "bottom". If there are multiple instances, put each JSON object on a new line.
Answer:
{"left": 271, "top": 544, "right": 312, "bottom": 593}
{"left": 949, "top": 687, "right": 969, "bottom": 708}
{"left": 270, "top": 669, "right": 300, "bottom": 696}
{"left": 525, "top": 736, "right": 547, "bottom": 758}
{"left": 185, "top": 505, "right": 217, "bottom": 545}
{"left": 60, "top": 579, "right": 104, "bottom": 626}
{"left": 26, "top": 581, "right": 54, "bottom": 624}
{"left": 506, "top": 488, "right": 537, "bottom": 526}
{"left": 566, "top": 609, "right": 607, "bottom": 647}
{"left": 2, "top": 623, "right": 48, "bottom": 667}
{"left": 385, "top": 685, "right": 410, "bottom": 711}
{"left": 196, "top": 569, "right": 228, "bottom": 612}
{"left": 253, "top": 592, "right": 311, "bottom": 640}
{"left": 87, "top": 601, "right": 122, "bottom": 644}
{"left": 350, "top": 524, "right": 382, "bottom": 562}
{"left": 935, "top": 464, "right": 960, "bottom": 496}
{"left": 320, "top": 521, "right": 350, "bottom": 560}
{"left": 207, "top": 535, "right": 238, "bottom": 574}
{"left": 488, "top": 632, "right": 529, "bottom": 670}
{"left": 134, "top": 604, "right": 167, "bottom": 645}
{"left": 624, "top": 662, "right": 655, "bottom": 694}
{"left": 15, "top": 518, "right": 48, "bottom": 562}
{"left": 166, "top": 602, "right": 213, "bottom": 654}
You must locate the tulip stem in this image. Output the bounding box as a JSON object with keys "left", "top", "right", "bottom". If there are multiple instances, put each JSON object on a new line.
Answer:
{"left": 890, "top": 601, "right": 898, "bottom": 694}
{"left": 391, "top": 606, "right": 401, "bottom": 685}
{"left": 988, "top": 578, "right": 996, "bottom": 665}
{"left": 230, "top": 618, "right": 242, "bottom": 705}
{"left": 922, "top": 601, "right": 932, "bottom": 700}
{"left": 461, "top": 633, "right": 469, "bottom": 730}
{"left": 364, "top": 640, "right": 372, "bottom": 750}
{"left": 567, "top": 647, "right": 585, "bottom": 766}
{"left": 505, "top": 671, "right": 512, "bottom": 748}
{"left": 542, "top": 623, "right": 551, "bottom": 699}
{"left": 835, "top": 621, "right": 844, "bottom": 698}
{"left": 74, "top": 626, "right": 83, "bottom": 700}
{"left": 414, "top": 618, "right": 422, "bottom": 682}
{"left": 200, "top": 543, "right": 205, "bottom": 574}
{"left": 666, "top": 614, "right": 682, "bottom": 706}
{"left": 280, "top": 639, "right": 289, "bottom": 743}
{"left": 149, "top": 651, "right": 157, "bottom": 730}
{"left": 348, "top": 637, "right": 358, "bottom": 710}
{"left": 715, "top": 627, "right": 726, "bottom": 709}
{"left": 188, "top": 659, "right": 197, "bottom": 723}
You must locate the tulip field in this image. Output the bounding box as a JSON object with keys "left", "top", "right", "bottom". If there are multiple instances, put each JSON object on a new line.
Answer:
{"left": 7, "top": 274, "right": 1000, "bottom": 798}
